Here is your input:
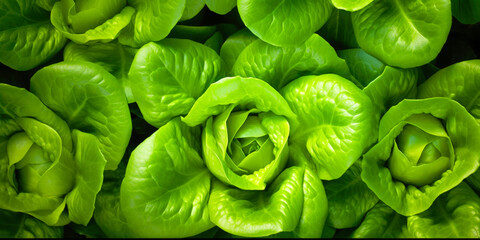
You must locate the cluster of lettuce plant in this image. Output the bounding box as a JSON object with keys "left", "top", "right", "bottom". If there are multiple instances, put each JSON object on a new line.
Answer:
{"left": 1, "top": 0, "right": 480, "bottom": 238}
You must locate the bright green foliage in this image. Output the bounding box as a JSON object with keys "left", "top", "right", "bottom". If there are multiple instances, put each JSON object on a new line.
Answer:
{"left": 407, "top": 183, "right": 480, "bottom": 238}
{"left": 30, "top": 61, "right": 132, "bottom": 171}
{"left": 204, "top": 0, "right": 236, "bottom": 15}
{"left": 351, "top": 0, "right": 452, "bottom": 68}
{"left": 331, "top": 0, "right": 374, "bottom": 11}
{"left": 220, "top": 28, "right": 258, "bottom": 74}
{"left": 417, "top": 60, "right": 480, "bottom": 191}
{"left": 233, "top": 34, "right": 353, "bottom": 89}
{"left": 118, "top": 0, "right": 186, "bottom": 47}
{"left": 180, "top": 0, "right": 204, "bottom": 21}
{"left": 281, "top": 74, "right": 376, "bottom": 180}
{"left": 362, "top": 98, "right": 480, "bottom": 216}
{"left": 353, "top": 183, "right": 480, "bottom": 238}
{"left": 237, "top": 0, "right": 333, "bottom": 47}
{"left": 63, "top": 42, "right": 137, "bottom": 103}
{"left": 208, "top": 166, "right": 304, "bottom": 237}
{"left": 129, "top": 39, "right": 224, "bottom": 128}
{"left": 120, "top": 118, "right": 213, "bottom": 238}
{"left": 183, "top": 77, "right": 295, "bottom": 190}
{"left": 0, "top": 0, "right": 67, "bottom": 71}
{"left": 50, "top": 0, "right": 135, "bottom": 44}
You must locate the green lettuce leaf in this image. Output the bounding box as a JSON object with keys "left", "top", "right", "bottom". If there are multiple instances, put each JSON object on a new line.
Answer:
{"left": 120, "top": 118, "right": 213, "bottom": 238}
{"left": 351, "top": 0, "right": 451, "bottom": 68}
{"left": 0, "top": 0, "right": 66, "bottom": 71}
{"left": 237, "top": 0, "right": 333, "bottom": 47}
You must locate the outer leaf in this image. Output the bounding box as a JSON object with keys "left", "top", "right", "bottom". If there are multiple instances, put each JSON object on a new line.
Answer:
{"left": 219, "top": 28, "right": 257, "bottom": 74}
{"left": 204, "top": 0, "right": 236, "bottom": 15}
{"left": 418, "top": 60, "right": 480, "bottom": 122}
{"left": 128, "top": 39, "right": 224, "bottom": 128}
{"left": 208, "top": 166, "right": 304, "bottom": 237}
{"left": 289, "top": 144, "right": 328, "bottom": 238}
{"left": 66, "top": 130, "right": 107, "bottom": 226}
{"left": 281, "top": 74, "right": 376, "bottom": 180}
{"left": 0, "top": 0, "right": 66, "bottom": 71}
{"left": 118, "top": 0, "right": 186, "bottom": 47}
{"left": 407, "top": 182, "right": 480, "bottom": 238}
{"left": 50, "top": 0, "right": 135, "bottom": 44}
{"left": 352, "top": 202, "right": 409, "bottom": 238}
{"left": 30, "top": 61, "right": 132, "bottom": 170}
{"left": 362, "top": 98, "right": 480, "bottom": 216}
{"left": 351, "top": 0, "right": 451, "bottom": 68}
{"left": 237, "top": 0, "right": 333, "bottom": 47}
{"left": 452, "top": 0, "right": 480, "bottom": 24}
{"left": 331, "top": 0, "right": 374, "bottom": 11}
{"left": 120, "top": 118, "right": 213, "bottom": 238}
{"left": 233, "top": 34, "right": 353, "bottom": 89}
{"left": 183, "top": 76, "right": 296, "bottom": 127}
{"left": 63, "top": 41, "right": 137, "bottom": 103}
{"left": 0, "top": 209, "right": 63, "bottom": 238}
{"left": 325, "top": 160, "right": 379, "bottom": 229}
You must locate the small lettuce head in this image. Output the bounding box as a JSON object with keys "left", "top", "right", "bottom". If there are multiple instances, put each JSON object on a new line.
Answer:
{"left": 362, "top": 98, "right": 480, "bottom": 216}
{"left": 183, "top": 76, "right": 296, "bottom": 190}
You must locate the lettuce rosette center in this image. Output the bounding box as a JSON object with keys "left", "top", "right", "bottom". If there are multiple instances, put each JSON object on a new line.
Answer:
{"left": 183, "top": 76, "right": 296, "bottom": 191}
{"left": 7, "top": 126, "right": 74, "bottom": 197}
{"left": 362, "top": 98, "right": 480, "bottom": 216}
{"left": 388, "top": 114, "right": 454, "bottom": 187}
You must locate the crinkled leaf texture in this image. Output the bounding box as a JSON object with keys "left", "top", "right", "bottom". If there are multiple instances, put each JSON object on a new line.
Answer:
{"left": 50, "top": 0, "right": 134, "bottom": 44}
{"left": 0, "top": 0, "right": 66, "bottom": 70}
{"left": 208, "top": 166, "right": 304, "bottom": 237}
{"left": 118, "top": 0, "right": 186, "bottom": 47}
{"left": 63, "top": 41, "right": 138, "bottom": 103}
{"left": 0, "top": 209, "right": 63, "bottom": 238}
{"left": 30, "top": 61, "right": 131, "bottom": 171}
{"left": 120, "top": 118, "right": 213, "bottom": 238}
{"left": 351, "top": 0, "right": 451, "bottom": 68}
{"left": 352, "top": 201, "right": 409, "bottom": 238}
{"left": 417, "top": 60, "right": 480, "bottom": 191}
{"left": 233, "top": 34, "right": 353, "bottom": 90}
{"left": 353, "top": 183, "right": 480, "bottom": 238}
{"left": 407, "top": 182, "right": 480, "bottom": 238}
{"left": 281, "top": 74, "right": 376, "bottom": 180}
{"left": 325, "top": 160, "right": 379, "bottom": 229}
{"left": 362, "top": 98, "right": 480, "bottom": 216}
{"left": 237, "top": 0, "right": 333, "bottom": 47}
{"left": 129, "top": 39, "right": 224, "bottom": 128}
